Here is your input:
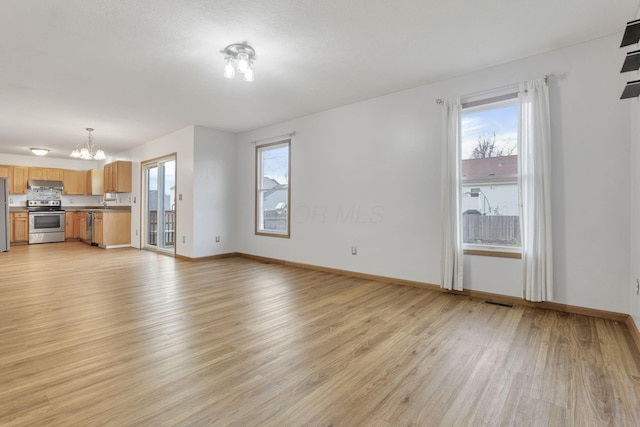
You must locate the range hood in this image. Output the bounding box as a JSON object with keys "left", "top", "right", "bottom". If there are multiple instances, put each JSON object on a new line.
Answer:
{"left": 28, "top": 179, "right": 64, "bottom": 190}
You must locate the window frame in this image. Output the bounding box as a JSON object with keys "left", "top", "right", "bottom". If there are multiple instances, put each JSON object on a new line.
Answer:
{"left": 255, "top": 139, "right": 291, "bottom": 238}
{"left": 460, "top": 94, "right": 522, "bottom": 258}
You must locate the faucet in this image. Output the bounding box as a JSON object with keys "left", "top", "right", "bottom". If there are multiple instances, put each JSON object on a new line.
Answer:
{"left": 100, "top": 199, "right": 108, "bottom": 207}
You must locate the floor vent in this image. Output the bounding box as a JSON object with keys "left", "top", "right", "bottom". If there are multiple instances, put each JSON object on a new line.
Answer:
{"left": 485, "top": 300, "right": 513, "bottom": 308}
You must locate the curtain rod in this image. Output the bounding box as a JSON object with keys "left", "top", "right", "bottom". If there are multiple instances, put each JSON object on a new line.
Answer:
{"left": 435, "top": 73, "right": 556, "bottom": 104}
{"left": 249, "top": 131, "right": 295, "bottom": 144}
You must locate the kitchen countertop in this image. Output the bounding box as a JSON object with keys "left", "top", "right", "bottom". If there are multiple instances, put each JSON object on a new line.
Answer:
{"left": 9, "top": 206, "right": 131, "bottom": 213}
{"left": 67, "top": 207, "right": 132, "bottom": 213}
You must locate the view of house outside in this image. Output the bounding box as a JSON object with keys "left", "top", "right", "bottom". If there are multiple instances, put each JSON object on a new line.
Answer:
{"left": 461, "top": 101, "right": 521, "bottom": 247}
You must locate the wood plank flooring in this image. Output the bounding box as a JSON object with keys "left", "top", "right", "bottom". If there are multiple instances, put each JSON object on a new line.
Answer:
{"left": 1, "top": 242, "right": 639, "bottom": 426}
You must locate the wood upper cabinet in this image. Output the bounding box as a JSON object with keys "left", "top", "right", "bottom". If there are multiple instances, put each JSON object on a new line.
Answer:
{"left": 62, "top": 169, "right": 86, "bottom": 195}
{"left": 86, "top": 169, "right": 104, "bottom": 195}
{"left": 28, "top": 167, "right": 63, "bottom": 181}
{"left": 103, "top": 161, "right": 132, "bottom": 193}
{"left": 10, "top": 212, "right": 28, "bottom": 243}
{"left": 9, "top": 166, "right": 28, "bottom": 194}
{"left": 0, "top": 165, "right": 9, "bottom": 178}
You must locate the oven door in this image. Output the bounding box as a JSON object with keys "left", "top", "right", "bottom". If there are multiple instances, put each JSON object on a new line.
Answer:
{"left": 29, "top": 211, "right": 65, "bottom": 244}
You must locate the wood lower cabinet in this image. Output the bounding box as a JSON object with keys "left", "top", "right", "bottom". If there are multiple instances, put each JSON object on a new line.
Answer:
{"left": 93, "top": 213, "right": 104, "bottom": 245}
{"left": 78, "top": 213, "right": 87, "bottom": 241}
{"left": 93, "top": 212, "right": 130, "bottom": 247}
{"left": 10, "top": 212, "right": 29, "bottom": 243}
{"left": 65, "top": 212, "right": 83, "bottom": 239}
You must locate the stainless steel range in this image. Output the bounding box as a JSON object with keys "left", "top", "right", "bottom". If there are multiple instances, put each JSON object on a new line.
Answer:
{"left": 27, "top": 200, "right": 65, "bottom": 244}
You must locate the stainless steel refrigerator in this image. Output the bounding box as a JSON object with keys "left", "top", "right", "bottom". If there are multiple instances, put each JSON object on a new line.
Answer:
{"left": 0, "top": 178, "right": 9, "bottom": 252}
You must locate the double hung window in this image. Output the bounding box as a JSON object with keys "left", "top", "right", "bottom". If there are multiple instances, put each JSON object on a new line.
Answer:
{"left": 460, "top": 95, "right": 521, "bottom": 252}
{"left": 256, "top": 140, "right": 290, "bottom": 237}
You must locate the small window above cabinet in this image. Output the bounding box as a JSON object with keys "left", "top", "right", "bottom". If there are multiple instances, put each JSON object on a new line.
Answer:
{"left": 103, "top": 161, "right": 132, "bottom": 193}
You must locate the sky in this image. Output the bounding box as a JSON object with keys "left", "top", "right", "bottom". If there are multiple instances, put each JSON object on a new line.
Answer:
{"left": 262, "top": 145, "right": 289, "bottom": 185}
{"left": 147, "top": 160, "right": 176, "bottom": 194}
{"left": 461, "top": 103, "right": 518, "bottom": 159}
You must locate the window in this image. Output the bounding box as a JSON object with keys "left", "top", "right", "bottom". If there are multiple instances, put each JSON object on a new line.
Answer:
{"left": 460, "top": 95, "right": 520, "bottom": 252}
{"left": 256, "top": 140, "right": 290, "bottom": 237}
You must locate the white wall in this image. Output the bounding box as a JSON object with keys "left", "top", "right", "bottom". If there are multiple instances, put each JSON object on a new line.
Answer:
{"left": 118, "top": 125, "right": 236, "bottom": 259}
{"left": 192, "top": 126, "right": 237, "bottom": 256}
{"left": 118, "top": 126, "right": 195, "bottom": 256}
{"left": 631, "top": 93, "right": 640, "bottom": 329}
{"left": 235, "top": 34, "right": 632, "bottom": 313}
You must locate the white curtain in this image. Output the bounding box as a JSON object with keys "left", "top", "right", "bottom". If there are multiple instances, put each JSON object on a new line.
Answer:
{"left": 441, "top": 99, "right": 464, "bottom": 291}
{"left": 519, "top": 79, "right": 553, "bottom": 301}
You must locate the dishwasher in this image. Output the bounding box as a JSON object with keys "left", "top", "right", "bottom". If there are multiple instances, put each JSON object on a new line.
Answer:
{"left": 82, "top": 211, "right": 96, "bottom": 245}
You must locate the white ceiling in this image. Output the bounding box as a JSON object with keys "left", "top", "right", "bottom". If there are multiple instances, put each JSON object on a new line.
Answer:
{"left": 0, "top": 0, "right": 638, "bottom": 159}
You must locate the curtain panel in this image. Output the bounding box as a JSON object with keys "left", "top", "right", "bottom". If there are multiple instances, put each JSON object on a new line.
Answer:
{"left": 519, "top": 79, "right": 553, "bottom": 302}
{"left": 441, "top": 99, "right": 464, "bottom": 291}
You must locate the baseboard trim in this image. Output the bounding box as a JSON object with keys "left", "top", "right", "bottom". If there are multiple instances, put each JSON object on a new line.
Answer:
{"left": 625, "top": 316, "right": 640, "bottom": 354}
{"left": 193, "top": 252, "right": 638, "bottom": 350}
{"left": 237, "top": 253, "right": 440, "bottom": 291}
{"left": 175, "top": 252, "right": 239, "bottom": 262}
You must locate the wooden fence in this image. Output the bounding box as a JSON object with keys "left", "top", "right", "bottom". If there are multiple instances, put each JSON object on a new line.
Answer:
{"left": 463, "top": 214, "right": 520, "bottom": 246}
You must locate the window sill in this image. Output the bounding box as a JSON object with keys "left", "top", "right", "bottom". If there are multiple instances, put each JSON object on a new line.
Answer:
{"left": 255, "top": 231, "right": 290, "bottom": 239}
{"left": 463, "top": 249, "right": 522, "bottom": 259}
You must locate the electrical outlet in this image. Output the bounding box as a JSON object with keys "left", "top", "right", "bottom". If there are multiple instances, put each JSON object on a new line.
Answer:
{"left": 135, "top": 229, "right": 138, "bottom": 236}
{"left": 182, "top": 236, "right": 186, "bottom": 244}
{"left": 351, "top": 246, "right": 357, "bottom": 255}
{"left": 215, "top": 236, "right": 220, "bottom": 243}
{"left": 636, "top": 279, "right": 640, "bottom": 296}
{"left": 179, "top": 194, "right": 183, "bottom": 201}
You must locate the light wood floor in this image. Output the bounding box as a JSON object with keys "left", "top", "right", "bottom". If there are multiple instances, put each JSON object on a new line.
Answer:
{"left": 1, "top": 242, "right": 639, "bottom": 426}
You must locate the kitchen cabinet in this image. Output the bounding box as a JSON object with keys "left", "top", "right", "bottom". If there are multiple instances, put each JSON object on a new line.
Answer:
{"left": 63, "top": 170, "right": 86, "bottom": 195}
{"left": 0, "top": 165, "right": 9, "bottom": 178}
{"left": 78, "top": 213, "right": 87, "bottom": 241}
{"left": 65, "top": 212, "right": 82, "bottom": 239}
{"left": 93, "top": 213, "right": 104, "bottom": 245}
{"left": 103, "top": 161, "right": 132, "bottom": 193}
{"left": 93, "top": 211, "right": 130, "bottom": 247}
{"left": 28, "top": 167, "right": 63, "bottom": 181}
{"left": 10, "top": 212, "right": 28, "bottom": 243}
{"left": 85, "top": 169, "right": 104, "bottom": 195}
{"left": 9, "top": 166, "right": 28, "bottom": 194}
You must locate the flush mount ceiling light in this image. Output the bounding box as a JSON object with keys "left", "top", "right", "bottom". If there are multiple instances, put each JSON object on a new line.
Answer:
{"left": 30, "top": 148, "right": 50, "bottom": 156}
{"left": 222, "top": 43, "right": 256, "bottom": 82}
{"left": 70, "top": 128, "right": 106, "bottom": 160}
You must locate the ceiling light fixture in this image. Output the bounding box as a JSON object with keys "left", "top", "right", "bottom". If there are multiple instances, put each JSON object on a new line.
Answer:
{"left": 70, "top": 128, "right": 106, "bottom": 160}
{"left": 30, "top": 148, "right": 50, "bottom": 156}
{"left": 222, "top": 43, "right": 256, "bottom": 82}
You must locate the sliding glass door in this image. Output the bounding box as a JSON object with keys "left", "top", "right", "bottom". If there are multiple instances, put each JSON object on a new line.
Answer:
{"left": 142, "top": 155, "right": 176, "bottom": 253}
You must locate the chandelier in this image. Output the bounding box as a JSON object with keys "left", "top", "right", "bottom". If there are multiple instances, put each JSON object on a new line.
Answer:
{"left": 222, "top": 43, "right": 256, "bottom": 82}
{"left": 70, "top": 128, "right": 106, "bottom": 160}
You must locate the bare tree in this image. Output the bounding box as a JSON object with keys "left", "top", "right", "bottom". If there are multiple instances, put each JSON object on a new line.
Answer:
{"left": 471, "top": 132, "right": 515, "bottom": 159}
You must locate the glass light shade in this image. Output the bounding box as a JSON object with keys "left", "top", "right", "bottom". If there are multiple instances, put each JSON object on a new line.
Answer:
{"left": 30, "top": 148, "right": 49, "bottom": 156}
{"left": 94, "top": 149, "right": 106, "bottom": 160}
{"left": 243, "top": 67, "right": 254, "bottom": 82}
{"left": 224, "top": 58, "right": 235, "bottom": 79}
{"left": 70, "top": 148, "right": 81, "bottom": 158}
{"left": 237, "top": 53, "right": 249, "bottom": 73}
